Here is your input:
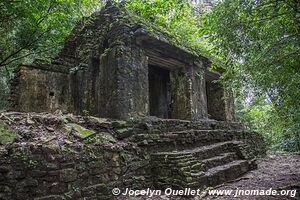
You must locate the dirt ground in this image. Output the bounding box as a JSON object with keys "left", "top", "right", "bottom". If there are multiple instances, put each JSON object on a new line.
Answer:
{"left": 202, "top": 152, "right": 300, "bottom": 200}
{"left": 115, "top": 152, "right": 300, "bottom": 200}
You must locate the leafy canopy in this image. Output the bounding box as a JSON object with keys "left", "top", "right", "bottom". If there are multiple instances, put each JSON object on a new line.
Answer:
{"left": 202, "top": 0, "right": 300, "bottom": 151}
{"left": 0, "top": 0, "right": 102, "bottom": 71}
{"left": 124, "top": 0, "right": 210, "bottom": 56}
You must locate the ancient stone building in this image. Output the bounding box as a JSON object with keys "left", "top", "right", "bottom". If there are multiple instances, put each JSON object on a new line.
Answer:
{"left": 1, "top": 3, "right": 266, "bottom": 199}
{"left": 11, "top": 2, "right": 233, "bottom": 122}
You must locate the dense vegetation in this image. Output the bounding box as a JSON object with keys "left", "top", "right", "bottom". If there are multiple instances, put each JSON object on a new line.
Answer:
{"left": 0, "top": 0, "right": 102, "bottom": 70}
{"left": 0, "top": 0, "right": 299, "bottom": 151}
{"left": 202, "top": 0, "right": 300, "bottom": 151}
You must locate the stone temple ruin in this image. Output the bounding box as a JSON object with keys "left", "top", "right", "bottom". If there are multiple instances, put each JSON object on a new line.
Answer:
{"left": 11, "top": 4, "right": 233, "bottom": 122}
{"left": 3, "top": 2, "right": 265, "bottom": 199}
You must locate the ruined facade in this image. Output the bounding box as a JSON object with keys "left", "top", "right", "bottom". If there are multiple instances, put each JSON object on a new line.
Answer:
{"left": 11, "top": 3, "right": 233, "bottom": 122}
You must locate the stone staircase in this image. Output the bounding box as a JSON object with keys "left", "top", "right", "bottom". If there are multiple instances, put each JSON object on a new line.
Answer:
{"left": 151, "top": 141, "right": 254, "bottom": 189}
{"left": 129, "top": 118, "right": 263, "bottom": 190}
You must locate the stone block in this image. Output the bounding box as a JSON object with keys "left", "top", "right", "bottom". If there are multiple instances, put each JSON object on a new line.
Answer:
{"left": 59, "top": 168, "right": 77, "bottom": 182}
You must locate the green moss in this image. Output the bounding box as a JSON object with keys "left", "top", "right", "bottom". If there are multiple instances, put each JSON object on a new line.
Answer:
{"left": 84, "top": 132, "right": 116, "bottom": 144}
{"left": 132, "top": 176, "right": 146, "bottom": 181}
{"left": 60, "top": 124, "right": 73, "bottom": 136}
{"left": 70, "top": 123, "right": 95, "bottom": 138}
{"left": 62, "top": 123, "right": 95, "bottom": 139}
{"left": 0, "top": 122, "right": 19, "bottom": 145}
{"left": 96, "top": 132, "right": 116, "bottom": 143}
{"left": 61, "top": 123, "right": 117, "bottom": 143}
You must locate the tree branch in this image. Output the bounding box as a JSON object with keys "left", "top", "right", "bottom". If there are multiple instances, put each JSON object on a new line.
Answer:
{"left": 0, "top": 46, "right": 56, "bottom": 67}
{"left": 0, "top": 1, "right": 57, "bottom": 68}
{"left": 0, "top": 28, "right": 51, "bottom": 67}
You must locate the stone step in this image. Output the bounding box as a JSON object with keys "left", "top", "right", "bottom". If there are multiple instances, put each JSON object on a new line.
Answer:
{"left": 133, "top": 129, "right": 247, "bottom": 151}
{"left": 152, "top": 154, "right": 196, "bottom": 165}
{"left": 176, "top": 160, "right": 199, "bottom": 167}
{"left": 151, "top": 141, "right": 251, "bottom": 189}
{"left": 201, "top": 152, "right": 237, "bottom": 170}
{"left": 151, "top": 140, "right": 241, "bottom": 158}
{"left": 192, "top": 141, "right": 241, "bottom": 160}
{"left": 190, "top": 171, "right": 205, "bottom": 177}
{"left": 205, "top": 160, "right": 249, "bottom": 186}
{"left": 152, "top": 141, "right": 242, "bottom": 168}
{"left": 190, "top": 162, "right": 203, "bottom": 172}
{"left": 138, "top": 118, "right": 243, "bottom": 133}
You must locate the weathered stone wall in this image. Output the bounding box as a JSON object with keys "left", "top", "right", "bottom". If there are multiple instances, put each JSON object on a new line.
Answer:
{"left": 190, "top": 61, "right": 208, "bottom": 120}
{"left": 10, "top": 4, "right": 151, "bottom": 120}
{"left": 57, "top": 3, "right": 150, "bottom": 119}
{"left": 224, "top": 89, "right": 235, "bottom": 121}
{"left": 206, "top": 81, "right": 226, "bottom": 121}
{"left": 68, "top": 45, "right": 120, "bottom": 118}
{"left": 114, "top": 45, "right": 149, "bottom": 119}
{"left": 169, "top": 68, "right": 192, "bottom": 120}
{"left": 10, "top": 66, "right": 70, "bottom": 113}
{"left": 0, "top": 144, "right": 151, "bottom": 200}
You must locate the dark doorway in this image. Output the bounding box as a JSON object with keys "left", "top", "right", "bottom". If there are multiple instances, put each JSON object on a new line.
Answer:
{"left": 148, "top": 65, "right": 171, "bottom": 118}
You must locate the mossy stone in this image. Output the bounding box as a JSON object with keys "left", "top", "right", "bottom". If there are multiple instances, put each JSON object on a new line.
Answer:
{"left": 0, "top": 122, "right": 19, "bottom": 145}
{"left": 62, "top": 123, "right": 95, "bottom": 139}
{"left": 96, "top": 132, "right": 116, "bottom": 143}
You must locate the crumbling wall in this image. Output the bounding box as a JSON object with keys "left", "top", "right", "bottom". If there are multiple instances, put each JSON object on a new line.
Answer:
{"left": 0, "top": 144, "right": 151, "bottom": 200}
{"left": 10, "top": 65, "right": 70, "bottom": 113}
{"left": 225, "top": 89, "right": 235, "bottom": 121}
{"left": 113, "top": 45, "right": 149, "bottom": 119}
{"left": 68, "top": 47, "right": 119, "bottom": 118}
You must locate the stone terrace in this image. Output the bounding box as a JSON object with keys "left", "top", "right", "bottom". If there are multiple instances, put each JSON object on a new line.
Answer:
{"left": 0, "top": 112, "right": 265, "bottom": 199}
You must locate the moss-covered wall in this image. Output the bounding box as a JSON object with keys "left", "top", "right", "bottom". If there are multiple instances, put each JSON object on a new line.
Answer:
{"left": 169, "top": 68, "right": 192, "bottom": 120}
{"left": 10, "top": 66, "right": 70, "bottom": 113}
{"left": 0, "top": 144, "right": 151, "bottom": 200}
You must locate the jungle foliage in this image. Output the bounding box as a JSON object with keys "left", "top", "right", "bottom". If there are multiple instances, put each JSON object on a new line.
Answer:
{"left": 0, "top": 0, "right": 102, "bottom": 71}
{"left": 202, "top": 0, "right": 300, "bottom": 151}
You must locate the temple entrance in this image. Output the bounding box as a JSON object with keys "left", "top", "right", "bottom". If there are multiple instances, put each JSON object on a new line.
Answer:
{"left": 148, "top": 65, "right": 171, "bottom": 118}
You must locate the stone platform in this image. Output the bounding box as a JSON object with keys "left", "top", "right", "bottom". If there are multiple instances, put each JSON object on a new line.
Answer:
{"left": 0, "top": 113, "right": 265, "bottom": 199}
